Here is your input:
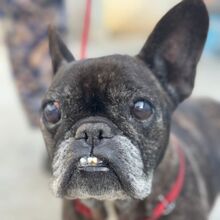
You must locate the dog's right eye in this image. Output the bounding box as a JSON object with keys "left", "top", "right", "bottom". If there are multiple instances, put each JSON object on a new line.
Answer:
{"left": 43, "top": 101, "right": 61, "bottom": 124}
{"left": 131, "top": 100, "right": 153, "bottom": 121}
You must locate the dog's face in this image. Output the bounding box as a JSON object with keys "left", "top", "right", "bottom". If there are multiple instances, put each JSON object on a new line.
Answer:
{"left": 42, "top": 55, "right": 172, "bottom": 200}
{"left": 41, "top": 0, "right": 208, "bottom": 200}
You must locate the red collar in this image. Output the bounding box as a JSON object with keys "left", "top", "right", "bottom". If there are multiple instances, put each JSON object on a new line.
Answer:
{"left": 145, "top": 136, "right": 186, "bottom": 220}
{"left": 72, "top": 136, "right": 186, "bottom": 220}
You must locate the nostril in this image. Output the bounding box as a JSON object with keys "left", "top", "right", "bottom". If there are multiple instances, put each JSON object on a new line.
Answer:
{"left": 84, "top": 132, "right": 88, "bottom": 141}
{"left": 75, "top": 122, "right": 113, "bottom": 144}
{"left": 98, "top": 130, "right": 103, "bottom": 140}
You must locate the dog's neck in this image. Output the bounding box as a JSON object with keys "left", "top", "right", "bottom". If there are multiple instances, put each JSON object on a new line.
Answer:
{"left": 62, "top": 136, "right": 180, "bottom": 220}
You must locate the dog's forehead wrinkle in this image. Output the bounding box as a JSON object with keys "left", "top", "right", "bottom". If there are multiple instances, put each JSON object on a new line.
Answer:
{"left": 65, "top": 55, "right": 157, "bottom": 91}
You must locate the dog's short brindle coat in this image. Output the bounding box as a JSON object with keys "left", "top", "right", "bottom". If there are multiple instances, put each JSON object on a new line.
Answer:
{"left": 40, "top": 0, "right": 220, "bottom": 219}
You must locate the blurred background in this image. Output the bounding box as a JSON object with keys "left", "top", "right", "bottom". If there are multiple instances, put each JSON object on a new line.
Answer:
{"left": 0, "top": 0, "right": 219, "bottom": 219}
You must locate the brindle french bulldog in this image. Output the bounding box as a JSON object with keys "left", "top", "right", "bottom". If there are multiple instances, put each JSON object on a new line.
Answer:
{"left": 40, "top": 0, "right": 220, "bottom": 219}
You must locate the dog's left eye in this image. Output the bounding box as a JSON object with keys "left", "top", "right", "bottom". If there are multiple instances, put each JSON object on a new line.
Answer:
{"left": 131, "top": 100, "right": 153, "bottom": 120}
{"left": 43, "top": 101, "right": 61, "bottom": 124}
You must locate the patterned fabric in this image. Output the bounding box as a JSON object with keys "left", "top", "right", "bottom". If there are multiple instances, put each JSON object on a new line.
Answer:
{"left": 0, "top": 0, "right": 65, "bottom": 126}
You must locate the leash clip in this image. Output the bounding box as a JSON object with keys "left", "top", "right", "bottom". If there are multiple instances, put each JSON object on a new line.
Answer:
{"left": 158, "top": 195, "right": 176, "bottom": 216}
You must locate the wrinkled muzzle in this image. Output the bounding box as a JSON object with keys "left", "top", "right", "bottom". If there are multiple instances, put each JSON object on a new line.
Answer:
{"left": 51, "top": 117, "right": 154, "bottom": 200}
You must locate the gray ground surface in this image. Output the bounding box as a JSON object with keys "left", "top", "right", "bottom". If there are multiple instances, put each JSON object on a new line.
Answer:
{"left": 0, "top": 28, "right": 220, "bottom": 220}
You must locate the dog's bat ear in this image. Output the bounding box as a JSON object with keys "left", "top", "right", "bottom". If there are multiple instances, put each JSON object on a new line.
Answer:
{"left": 48, "top": 25, "right": 75, "bottom": 74}
{"left": 137, "top": 0, "right": 209, "bottom": 105}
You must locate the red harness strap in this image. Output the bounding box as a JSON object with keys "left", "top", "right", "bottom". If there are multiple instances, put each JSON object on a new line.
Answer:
{"left": 73, "top": 199, "right": 93, "bottom": 219}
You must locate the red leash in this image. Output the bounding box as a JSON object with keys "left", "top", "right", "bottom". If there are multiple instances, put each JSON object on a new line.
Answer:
{"left": 80, "top": 0, "right": 92, "bottom": 59}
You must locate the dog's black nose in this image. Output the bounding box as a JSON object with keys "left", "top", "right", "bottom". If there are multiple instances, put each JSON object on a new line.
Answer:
{"left": 75, "top": 123, "right": 113, "bottom": 146}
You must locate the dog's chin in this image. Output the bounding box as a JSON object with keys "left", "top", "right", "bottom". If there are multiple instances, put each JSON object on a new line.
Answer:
{"left": 52, "top": 165, "right": 153, "bottom": 200}
{"left": 51, "top": 135, "right": 154, "bottom": 200}
{"left": 63, "top": 170, "right": 130, "bottom": 200}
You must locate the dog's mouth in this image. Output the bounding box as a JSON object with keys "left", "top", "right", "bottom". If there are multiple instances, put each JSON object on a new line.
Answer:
{"left": 53, "top": 135, "right": 152, "bottom": 200}
{"left": 78, "top": 156, "right": 110, "bottom": 172}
